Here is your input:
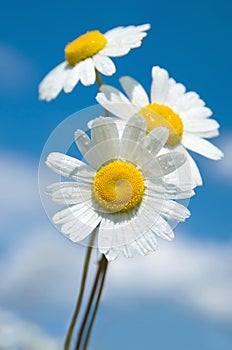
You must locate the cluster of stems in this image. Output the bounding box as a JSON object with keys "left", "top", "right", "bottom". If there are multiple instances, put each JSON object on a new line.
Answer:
{"left": 64, "top": 72, "right": 109, "bottom": 350}
{"left": 64, "top": 241, "right": 108, "bottom": 350}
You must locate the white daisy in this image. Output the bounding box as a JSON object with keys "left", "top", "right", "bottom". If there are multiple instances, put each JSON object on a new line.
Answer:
{"left": 39, "top": 24, "right": 150, "bottom": 101}
{"left": 46, "top": 115, "right": 192, "bottom": 261}
{"left": 96, "top": 66, "right": 224, "bottom": 186}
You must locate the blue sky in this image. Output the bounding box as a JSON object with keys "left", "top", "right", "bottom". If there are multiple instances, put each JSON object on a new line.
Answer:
{"left": 1, "top": 0, "right": 232, "bottom": 349}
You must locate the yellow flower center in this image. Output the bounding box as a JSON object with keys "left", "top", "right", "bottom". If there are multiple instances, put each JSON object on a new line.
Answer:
{"left": 65, "top": 30, "right": 108, "bottom": 66}
{"left": 139, "top": 103, "right": 183, "bottom": 146}
{"left": 93, "top": 161, "right": 145, "bottom": 213}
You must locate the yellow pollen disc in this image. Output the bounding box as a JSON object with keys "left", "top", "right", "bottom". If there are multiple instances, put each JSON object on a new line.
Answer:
{"left": 93, "top": 161, "right": 145, "bottom": 213}
{"left": 65, "top": 30, "right": 107, "bottom": 66}
{"left": 139, "top": 103, "right": 184, "bottom": 146}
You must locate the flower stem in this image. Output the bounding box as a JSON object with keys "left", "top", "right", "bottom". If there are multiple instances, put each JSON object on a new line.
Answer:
{"left": 64, "top": 231, "right": 96, "bottom": 350}
{"left": 75, "top": 255, "right": 108, "bottom": 350}
{"left": 82, "top": 255, "right": 108, "bottom": 350}
{"left": 95, "top": 69, "right": 110, "bottom": 117}
{"left": 95, "top": 69, "right": 103, "bottom": 88}
{"left": 65, "top": 71, "right": 109, "bottom": 350}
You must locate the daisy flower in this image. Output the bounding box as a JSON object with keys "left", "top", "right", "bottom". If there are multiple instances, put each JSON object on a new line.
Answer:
{"left": 96, "top": 66, "right": 224, "bottom": 186}
{"left": 39, "top": 24, "right": 150, "bottom": 101}
{"left": 46, "top": 115, "right": 192, "bottom": 261}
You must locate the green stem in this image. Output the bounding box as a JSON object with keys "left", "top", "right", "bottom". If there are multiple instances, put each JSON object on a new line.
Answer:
{"left": 82, "top": 256, "right": 108, "bottom": 350}
{"left": 75, "top": 255, "right": 108, "bottom": 350}
{"left": 66, "top": 70, "right": 109, "bottom": 350}
{"left": 64, "top": 231, "right": 96, "bottom": 350}
{"left": 95, "top": 69, "right": 110, "bottom": 117}
{"left": 95, "top": 69, "right": 103, "bottom": 88}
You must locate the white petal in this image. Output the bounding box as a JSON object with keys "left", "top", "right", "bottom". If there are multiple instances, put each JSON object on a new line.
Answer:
{"left": 53, "top": 200, "right": 89, "bottom": 224}
{"left": 63, "top": 63, "right": 80, "bottom": 93}
{"left": 74, "top": 129, "right": 104, "bottom": 170}
{"left": 164, "top": 166, "right": 196, "bottom": 192}
{"left": 46, "top": 152, "right": 95, "bottom": 182}
{"left": 78, "top": 58, "right": 96, "bottom": 86}
{"left": 102, "top": 24, "right": 150, "bottom": 57}
{"left": 183, "top": 118, "right": 219, "bottom": 133}
{"left": 46, "top": 182, "right": 76, "bottom": 194}
{"left": 185, "top": 152, "right": 203, "bottom": 186}
{"left": 147, "top": 179, "right": 195, "bottom": 200}
{"left": 96, "top": 93, "right": 135, "bottom": 119}
{"left": 104, "top": 24, "right": 150, "bottom": 40}
{"left": 46, "top": 182, "right": 92, "bottom": 205}
{"left": 173, "top": 91, "right": 202, "bottom": 113}
{"left": 61, "top": 210, "right": 98, "bottom": 236}
{"left": 121, "top": 114, "right": 146, "bottom": 142}
{"left": 141, "top": 127, "right": 169, "bottom": 156}
{"left": 117, "top": 243, "right": 136, "bottom": 259}
{"left": 182, "top": 133, "right": 224, "bottom": 160}
{"left": 74, "top": 129, "right": 93, "bottom": 157}
{"left": 53, "top": 201, "right": 101, "bottom": 242}
{"left": 150, "top": 215, "right": 174, "bottom": 241}
{"left": 143, "top": 152, "right": 186, "bottom": 179}
{"left": 98, "top": 211, "right": 138, "bottom": 251}
{"left": 114, "top": 230, "right": 157, "bottom": 259}
{"left": 119, "top": 76, "right": 149, "bottom": 107}
{"left": 102, "top": 248, "right": 120, "bottom": 261}
{"left": 103, "top": 26, "right": 125, "bottom": 39}
{"left": 135, "top": 23, "right": 151, "bottom": 31}
{"left": 150, "top": 66, "right": 170, "bottom": 104}
{"left": 195, "top": 129, "right": 219, "bottom": 139}
{"left": 92, "top": 54, "right": 116, "bottom": 76}
{"left": 163, "top": 144, "right": 198, "bottom": 189}
{"left": 100, "top": 84, "right": 136, "bottom": 106}
{"left": 138, "top": 199, "right": 175, "bottom": 241}
{"left": 98, "top": 198, "right": 157, "bottom": 251}
{"left": 39, "top": 62, "right": 69, "bottom": 101}
{"left": 181, "top": 106, "right": 213, "bottom": 119}
{"left": 99, "top": 45, "right": 131, "bottom": 57}
{"left": 90, "top": 117, "right": 119, "bottom": 164}
{"left": 144, "top": 188, "right": 190, "bottom": 222}
{"left": 174, "top": 189, "right": 195, "bottom": 199}
{"left": 114, "top": 24, "right": 150, "bottom": 48}
{"left": 160, "top": 200, "right": 190, "bottom": 222}
{"left": 132, "top": 234, "right": 157, "bottom": 256}
{"left": 166, "top": 82, "right": 186, "bottom": 107}
{"left": 96, "top": 85, "right": 139, "bottom": 119}
{"left": 75, "top": 118, "right": 120, "bottom": 170}
{"left": 135, "top": 231, "right": 157, "bottom": 253}
{"left": 91, "top": 117, "right": 119, "bottom": 144}
{"left": 119, "top": 115, "right": 146, "bottom": 160}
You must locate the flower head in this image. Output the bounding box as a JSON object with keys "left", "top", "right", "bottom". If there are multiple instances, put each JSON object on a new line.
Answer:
{"left": 39, "top": 24, "right": 150, "bottom": 101}
{"left": 96, "top": 66, "right": 224, "bottom": 186}
{"left": 46, "top": 116, "right": 192, "bottom": 261}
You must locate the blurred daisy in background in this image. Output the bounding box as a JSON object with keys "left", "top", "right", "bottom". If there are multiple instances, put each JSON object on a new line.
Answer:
{"left": 96, "top": 66, "right": 224, "bottom": 186}
{"left": 39, "top": 24, "right": 150, "bottom": 101}
{"left": 46, "top": 115, "right": 192, "bottom": 261}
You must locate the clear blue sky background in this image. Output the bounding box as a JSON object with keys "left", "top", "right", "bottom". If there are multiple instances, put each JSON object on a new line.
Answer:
{"left": 1, "top": 0, "right": 232, "bottom": 349}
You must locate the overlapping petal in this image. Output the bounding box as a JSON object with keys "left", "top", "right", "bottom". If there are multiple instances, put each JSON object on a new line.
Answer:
{"left": 46, "top": 116, "right": 192, "bottom": 260}
{"left": 96, "top": 66, "right": 223, "bottom": 187}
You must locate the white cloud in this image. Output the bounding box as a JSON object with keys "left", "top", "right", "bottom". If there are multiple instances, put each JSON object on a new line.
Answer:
{"left": 209, "top": 133, "right": 232, "bottom": 182}
{"left": 107, "top": 237, "right": 232, "bottom": 322}
{"left": 0, "top": 151, "right": 41, "bottom": 241}
{"left": 0, "top": 151, "right": 38, "bottom": 209}
{"left": 1, "top": 223, "right": 232, "bottom": 323}
{"left": 0, "top": 308, "right": 60, "bottom": 350}
{"left": 1, "top": 150, "right": 232, "bottom": 328}
{"left": 0, "top": 225, "right": 87, "bottom": 310}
